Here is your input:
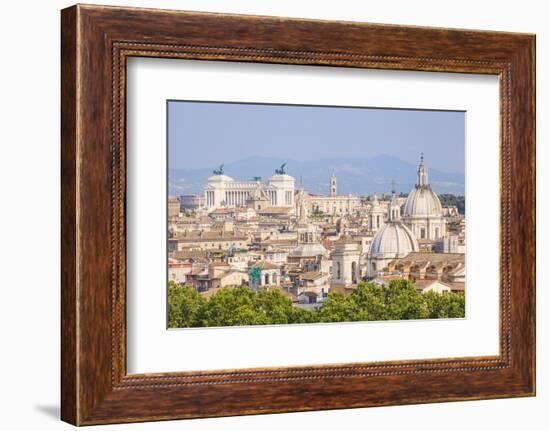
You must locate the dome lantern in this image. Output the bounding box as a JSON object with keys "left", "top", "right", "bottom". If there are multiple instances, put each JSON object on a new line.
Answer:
{"left": 417, "top": 152, "right": 429, "bottom": 187}
{"left": 401, "top": 153, "right": 447, "bottom": 241}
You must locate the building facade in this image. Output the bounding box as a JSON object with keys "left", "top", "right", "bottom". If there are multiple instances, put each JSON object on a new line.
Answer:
{"left": 303, "top": 174, "right": 363, "bottom": 216}
{"left": 331, "top": 236, "right": 362, "bottom": 287}
{"left": 168, "top": 230, "right": 249, "bottom": 252}
{"left": 385, "top": 252, "right": 465, "bottom": 284}
{"left": 204, "top": 171, "right": 295, "bottom": 210}
{"left": 168, "top": 196, "right": 181, "bottom": 218}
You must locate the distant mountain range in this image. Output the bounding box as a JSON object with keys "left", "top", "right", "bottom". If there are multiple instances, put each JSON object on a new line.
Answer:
{"left": 169, "top": 155, "right": 465, "bottom": 196}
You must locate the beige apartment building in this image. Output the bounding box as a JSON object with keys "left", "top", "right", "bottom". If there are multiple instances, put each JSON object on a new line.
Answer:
{"left": 168, "top": 230, "right": 249, "bottom": 252}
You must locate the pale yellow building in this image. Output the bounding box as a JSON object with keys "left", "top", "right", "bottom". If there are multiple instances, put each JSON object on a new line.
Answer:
{"left": 168, "top": 230, "right": 248, "bottom": 252}
{"left": 168, "top": 196, "right": 181, "bottom": 218}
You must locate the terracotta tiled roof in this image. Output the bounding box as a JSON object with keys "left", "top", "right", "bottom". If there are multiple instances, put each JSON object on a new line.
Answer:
{"left": 300, "top": 271, "right": 325, "bottom": 281}
{"left": 334, "top": 234, "right": 358, "bottom": 245}
{"left": 171, "top": 230, "right": 248, "bottom": 241}
{"left": 265, "top": 248, "right": 288, "bottom": 254}
{"left": 257, "top": 207, "right": 292, "bottom": 215}
{"left": 251, "top": 261, "right": 280, "bottom": 271}
{"left": 210, "top": 262, "right": 230, "bottom": 267}
{"left": 190, "top": 267, "right": 207, "bottom": 276}
{"left": 448, "top": 282, "right": 465, "bottom": 292}
{"left": 170, "top": 249, "right": 207, "bottom": 261}
{"left": 413, "top": 279, "right": 446, "bottom": 289}
{"left": 262, "top": 239, "right": 298, "bottom": 246}
{"left": 398, "top": 252, "right": 465, "bottom": 263}
{"left": 375, "top": 275, "right": 404, "bottom": 283}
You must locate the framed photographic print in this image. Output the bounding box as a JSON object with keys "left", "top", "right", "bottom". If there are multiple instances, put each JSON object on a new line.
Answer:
{"left": 61, "top": 4, "right": 536, "bottom": 425}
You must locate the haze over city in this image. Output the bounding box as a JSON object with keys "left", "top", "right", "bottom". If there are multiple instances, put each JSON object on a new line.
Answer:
{"left": 168, "top": 100, "right": 465, "bottom": 173}
{"left": 168, "top": 101, "right": 465, "bottom": 196}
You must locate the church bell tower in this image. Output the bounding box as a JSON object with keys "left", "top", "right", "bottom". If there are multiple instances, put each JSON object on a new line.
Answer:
{"left": 330, "top": 174, "right": 337, "bottom": 197}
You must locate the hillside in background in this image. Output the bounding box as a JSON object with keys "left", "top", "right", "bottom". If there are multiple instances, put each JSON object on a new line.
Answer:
{"left": 169, "top": 155, "right": 465, "bottom": 197}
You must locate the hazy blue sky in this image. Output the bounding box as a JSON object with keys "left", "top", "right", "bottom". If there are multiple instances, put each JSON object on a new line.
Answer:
{"left": 168, "top": 101, "right": 465, "bottom": 173}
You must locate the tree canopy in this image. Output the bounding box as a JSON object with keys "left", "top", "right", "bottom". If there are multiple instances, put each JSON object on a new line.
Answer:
{"left": 438, "top": 194, "right": 465, "bottom": 214}
{"left": 168, "top": 279, "right": 465, "bottom": 328}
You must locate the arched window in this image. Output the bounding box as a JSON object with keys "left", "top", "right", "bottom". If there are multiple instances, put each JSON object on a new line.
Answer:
{"left": 264, "top": 274, "right": 269, "bottom": 285}
{"left": 427, "top": 265, "right": 437, "bottom": 279}
{"left": 336, "top": 262, "right": 341, "bottom": 280}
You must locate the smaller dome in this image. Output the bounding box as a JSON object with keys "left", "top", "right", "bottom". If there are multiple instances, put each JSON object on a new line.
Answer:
{"left": 289, "top": 243, "right": 327, "bottom": 258}
{"left": 403, "top": 186, "right": 443, "bottom": 217}
{"left": 369, "top": 222, "right": 419, "bottom": 258}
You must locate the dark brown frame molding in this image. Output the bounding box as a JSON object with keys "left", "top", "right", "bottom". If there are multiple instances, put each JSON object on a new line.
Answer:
{"left": 61, "top": 4, "right": 536, "bottom": 425}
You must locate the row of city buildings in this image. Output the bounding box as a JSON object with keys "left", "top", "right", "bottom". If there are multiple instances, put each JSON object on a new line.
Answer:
{"left": 168, "top": 155, "right": 465, "bottom": 307}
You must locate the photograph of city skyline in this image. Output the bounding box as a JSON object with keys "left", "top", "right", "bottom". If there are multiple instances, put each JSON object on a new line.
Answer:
{"left": 167, "top": 101, "right": 466, "bottom": 328}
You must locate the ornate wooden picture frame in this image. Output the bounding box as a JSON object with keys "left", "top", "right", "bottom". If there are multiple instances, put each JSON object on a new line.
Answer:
{"left": 61, "top": 4, "right": 535, "bottom": 425}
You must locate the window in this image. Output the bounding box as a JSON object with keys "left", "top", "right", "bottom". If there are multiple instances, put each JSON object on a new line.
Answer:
{"left": 420, "top": 228, "right": 426, "bottom": 239}
{"left": 336, "top": 262, "right": 341, "bottom": 280}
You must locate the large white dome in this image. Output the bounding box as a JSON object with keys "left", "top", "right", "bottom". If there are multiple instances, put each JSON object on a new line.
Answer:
{"left": 403, "top": 186, "right": 443, "bottom": 217}
{"left": 369, "top": 222, "right": 419, "bottom": 258}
